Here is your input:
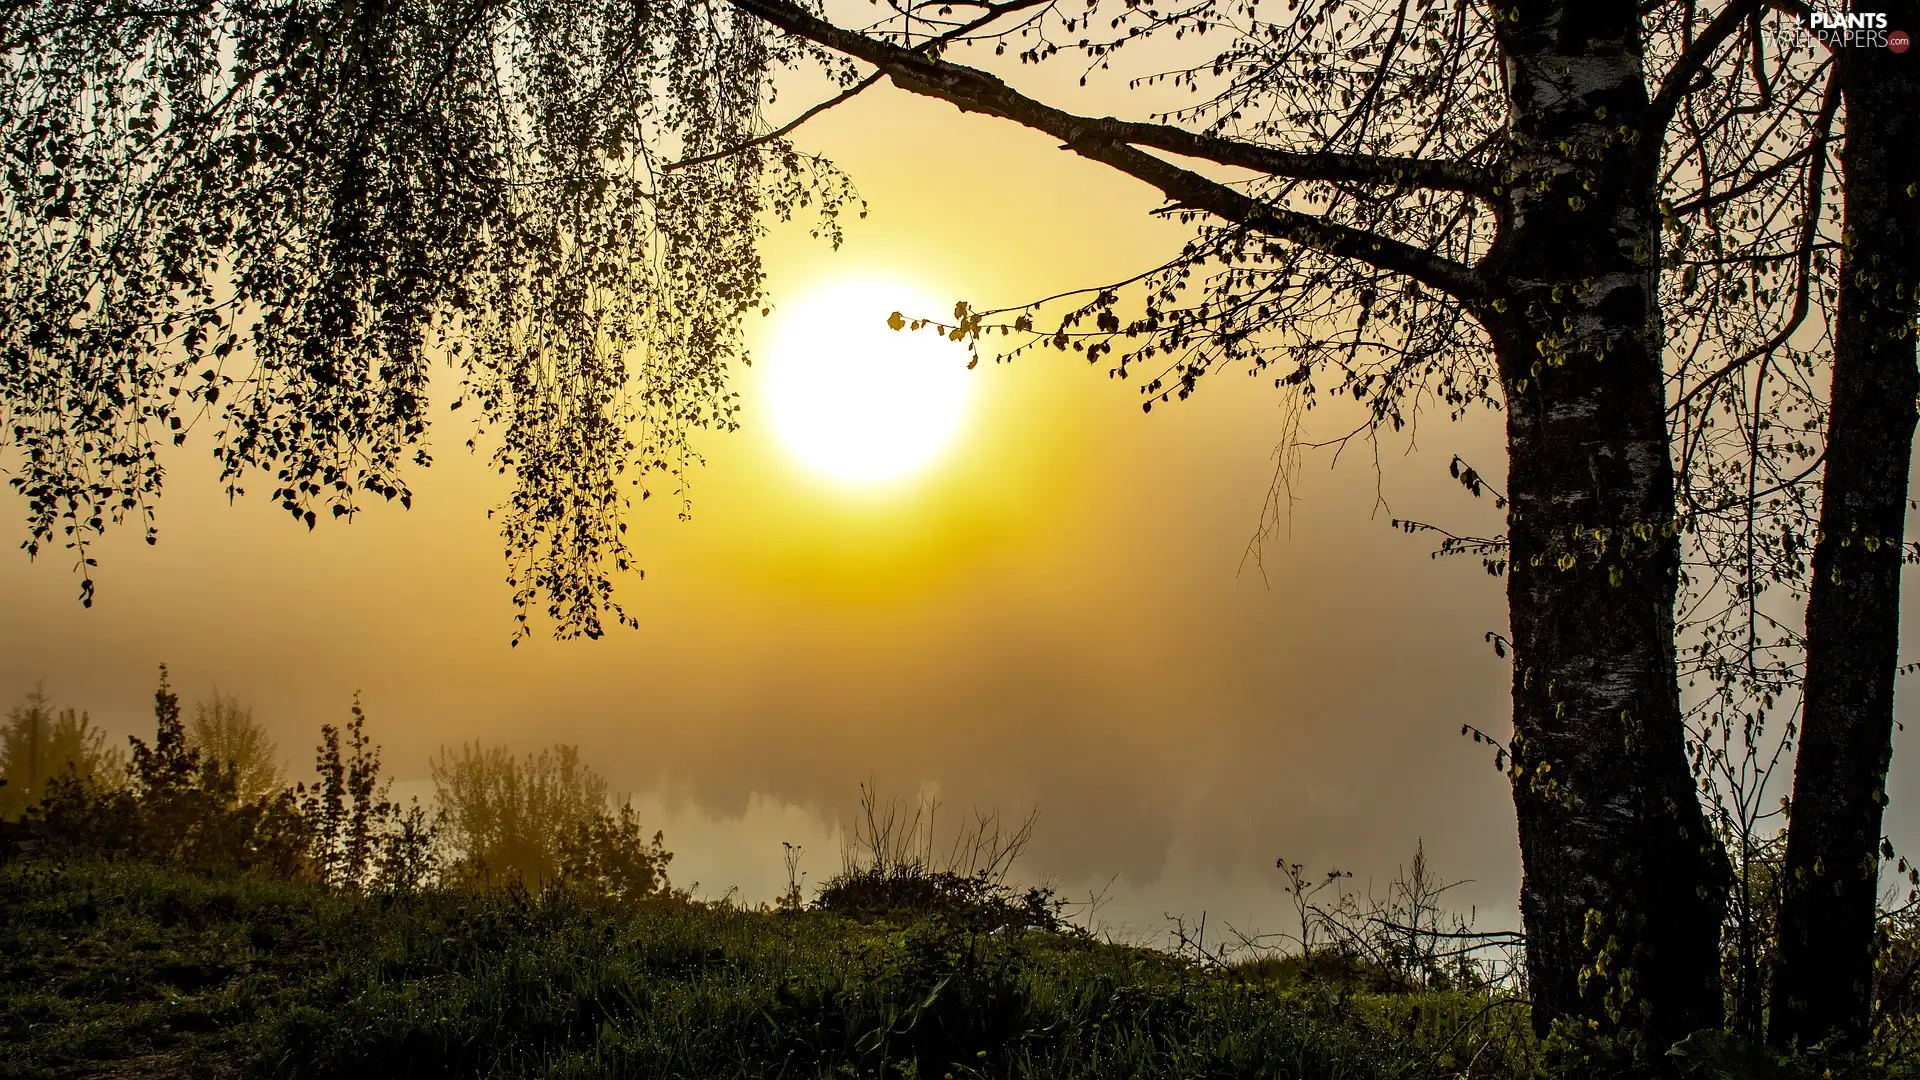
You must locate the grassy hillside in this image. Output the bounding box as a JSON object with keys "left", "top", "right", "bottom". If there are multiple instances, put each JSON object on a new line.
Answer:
{"left": 0, "top": 860, "right": 1529, "bottom": 1080}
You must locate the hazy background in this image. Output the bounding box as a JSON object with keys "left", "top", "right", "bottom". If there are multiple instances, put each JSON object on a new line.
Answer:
{"left": 6, "top": 54, "right": 1916, "bottom": 943}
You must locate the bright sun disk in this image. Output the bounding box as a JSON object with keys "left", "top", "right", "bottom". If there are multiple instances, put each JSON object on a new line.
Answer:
{"left": 763, "top": 278, "right": 973, "bottom": 486}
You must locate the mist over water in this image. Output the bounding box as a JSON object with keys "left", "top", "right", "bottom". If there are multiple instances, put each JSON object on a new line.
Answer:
{"left": 0, "top": 338, "right": 1524, "bottom": 943}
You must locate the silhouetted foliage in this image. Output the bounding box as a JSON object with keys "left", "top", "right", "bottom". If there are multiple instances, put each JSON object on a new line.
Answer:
{"left": 25, "top": 668, "right": 426, "bottom": 886}
{"left": 296, "top": 698, "right": 409, "bottom": 889}
{"left": 556, "top": 800, "right": 674, "bottom": 904}
{"left": 816, "top": 785, "right": 1066, "bottom": 934}
{"left": 1874, "top": 900, "right": 1920, "bottom": 1067}
{"left": 10, "top": 669, "right": 691, "bottom": 911}
{"left": 1255, "top": 843, "right": 1520, "bottom": 996}
{"left": 0, "top": 0, "right": 859, "bottom": 638}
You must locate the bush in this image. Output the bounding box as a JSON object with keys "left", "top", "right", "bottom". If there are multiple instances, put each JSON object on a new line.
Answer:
{"left": 28, "top": 669, "right": 309, "bottom": 876}
{"left": 556, "top": 800, "right": 673, "bottom": 903}
{"left": 24, "top": 668, "right": 433, "bottom": 890}
{"left": 12, "top": 670, "right": 680, "bottom": 910}
{"left": 814, "top": 784, "right": 1068, "bottom": 933}
{"left": 1231, "top": 843, "right": 1518, "bottom": 996}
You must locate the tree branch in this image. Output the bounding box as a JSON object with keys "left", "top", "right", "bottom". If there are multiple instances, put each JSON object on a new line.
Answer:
{"left": 1669, "top": 139, "right": 1816, "bottom": 217}
{"left": 664, "top": 72, "right": 883, "bottom": 172}
{"left": 726, "top": 0, "right": 1492, "bottom": 300}
{"left": 728, "top": 0, "right": 1497, "bottom": 198}
{"left": 1064, "top": 137, "right": 1492, "bottom": 300}
{"left": 1667, "top": 67, "right": 1839, "bottom": 418}
{"left": 1095, "top": 112, "right": 1495, "bottom": 198}
{"left": 1647, "top": 0, "right": 1767, "bottom": 137}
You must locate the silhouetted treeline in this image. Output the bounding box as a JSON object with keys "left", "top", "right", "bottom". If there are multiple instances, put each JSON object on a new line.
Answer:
{"left": 0, "top": 668, "right": 672, "bottom": 903}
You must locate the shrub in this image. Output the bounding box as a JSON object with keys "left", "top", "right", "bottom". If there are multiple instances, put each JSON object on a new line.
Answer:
{"left": 815, "top": 784, "right": 1067, "bottom": 933}
{"left": 12, "top": 672, "right": 677, "bottom": 908}
{"left": 556, "top": 800, "right": 674, "bottom": 902}
{"left": 1249, "top": 843, "right": 1518, "bottom": 995}
{"left": 25, "top": 669, "right": 434, "bottom": 890}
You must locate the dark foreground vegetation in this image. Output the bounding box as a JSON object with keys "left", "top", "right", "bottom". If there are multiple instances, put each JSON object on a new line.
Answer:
{"left": 14, "top": 856, "right": 1920, "bottom": 1080}
{"left": 0, "top": 673, "right": 1529, "bottom": 1079}
{"left": 9, "top": 674, "right": 1920, "bottom": 1080}
{"left": 0, "top": 858, "right": 1538, "bottom": 1080}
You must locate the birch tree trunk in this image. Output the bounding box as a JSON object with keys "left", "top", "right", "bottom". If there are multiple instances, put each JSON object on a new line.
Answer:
{"left": 1488, "top": 2, "right": 1728, "bottom": 1049}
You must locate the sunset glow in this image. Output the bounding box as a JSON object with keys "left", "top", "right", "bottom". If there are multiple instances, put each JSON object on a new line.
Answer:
{"left": 762, "top": 278, "right": 973, "bottom": 487}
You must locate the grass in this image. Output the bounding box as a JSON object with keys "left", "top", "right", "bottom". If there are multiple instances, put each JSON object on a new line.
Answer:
{"left": 0, "top": 858, "right": 1533, "bottom": 1080}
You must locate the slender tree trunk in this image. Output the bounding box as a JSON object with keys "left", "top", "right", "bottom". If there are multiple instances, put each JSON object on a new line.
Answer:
{"left": 1773, "top": 21, "right": 1920, "bottom": 1052}
{"left": 1487, "top": 2, "right": 1727, "bottom": 1052}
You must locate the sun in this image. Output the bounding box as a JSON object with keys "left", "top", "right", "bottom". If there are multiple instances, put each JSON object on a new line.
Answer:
{"left": 762, "top": 277, "right": 974, "bottom": 487}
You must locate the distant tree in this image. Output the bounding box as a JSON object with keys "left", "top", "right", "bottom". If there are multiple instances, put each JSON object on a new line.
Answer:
{"left": 121, "top": 666, "right": 303, "bottom": 871}
{"left": 188, "top": 692, "right": 284, "bottom": 803}
{"left": 432, "top": 743, "right": 607, "bottom": 888}
{"left": 0, "top": 686, "right": 122, "bottom": 819}
{"left": 30, "top": 666, "right": 314, "bottom": 874}
{"left": 432, "top": 741, "right": 669, "bottom": 898}
{"left": 127, "top": 667, "right": 205, "bottom": 807}
{"left": 29, "top": 672, "right": 431, "bottom": 885}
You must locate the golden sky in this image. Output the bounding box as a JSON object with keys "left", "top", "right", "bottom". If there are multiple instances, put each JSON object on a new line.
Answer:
{"left": 8, "top": 42, "right": 1913, "bottom": 939}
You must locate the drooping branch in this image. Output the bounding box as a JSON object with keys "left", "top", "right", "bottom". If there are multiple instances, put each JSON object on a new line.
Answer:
{"left": 727, "top": 0, "right": 1493, "bottom": 300}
